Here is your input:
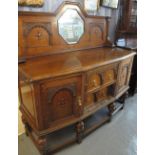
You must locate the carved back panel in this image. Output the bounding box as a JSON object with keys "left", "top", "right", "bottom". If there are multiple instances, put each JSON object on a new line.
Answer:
{"left": 18, "top": 2, "right": 110, "bottom": 61}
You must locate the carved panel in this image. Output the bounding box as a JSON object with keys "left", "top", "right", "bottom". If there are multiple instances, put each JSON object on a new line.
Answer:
{"left": 89, "top": 23, "right": 104, "bottom": 42}
{"left": 46, "top": 85, "right": 76, "bottom": 103}
{"left": 87, "top": 73, "right": 102, "bottom": 90}
{"left": 50, "top": 88, "right": 74, "bottom": 121}
{"left": 117, "top": 58, "right": 132, "bottom": 92}
{"left": 118, "top": 65, "right": 128, "bottom": 88}
{"left": 40, "top": 76, "right": 82, "bottom": 127}
{"left": 103, "top": 69, "right": 115, "bottom": 84}
{"left": 23, "top": 22, "right": 52, "bottom": 47}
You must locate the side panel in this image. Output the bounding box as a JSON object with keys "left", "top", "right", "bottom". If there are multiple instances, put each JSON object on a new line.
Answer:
{"left": 116, "top": 57, "right": 134, "bottom": 94}
{"left": 18, "top": 71, "right": 38, "bottom": 130}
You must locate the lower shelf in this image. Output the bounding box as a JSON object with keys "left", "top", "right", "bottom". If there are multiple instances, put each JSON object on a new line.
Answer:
{"left": 111, "top": 102, "right": 124, "bottom": 116}
{"left": 30, "top": 107, "right": 110, "bottom": 154}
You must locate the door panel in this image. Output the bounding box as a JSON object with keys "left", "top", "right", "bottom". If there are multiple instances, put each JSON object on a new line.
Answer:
{"left": 40, "top": 76, "right": 82, "bottom": 128}
{"left": 50, "top": 88, "right": 74, "bottom": 121}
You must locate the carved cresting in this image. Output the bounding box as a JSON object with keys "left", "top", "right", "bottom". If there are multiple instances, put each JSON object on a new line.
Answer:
{"left": 23, "top": 22, "right": 52, "bottom": 47}
{"left": 18, "top": 2, "right": 113, "bottom": 60}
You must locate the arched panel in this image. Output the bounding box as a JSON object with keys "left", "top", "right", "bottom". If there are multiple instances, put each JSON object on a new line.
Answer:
{"left": 104, "top": 69, "right": 115, "bottom": 84}
{"left": 26, "top": 27, "right": 50, "bottom": 47}
{"left": 90, "top": 25, "right": 104, "bottom": 42}
{"left": 119, "top": 66, "right": 128, "bottom": 88}
{"left": 87, "top": 73, "right": 102, "bottom": 90}
{"left": 50, "top": 88, "right": 74, "bottom": 121}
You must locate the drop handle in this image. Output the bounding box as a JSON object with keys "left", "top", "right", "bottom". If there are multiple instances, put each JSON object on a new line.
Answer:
{"left": 78, "top": 97, "right": 82, "bottom": 107}
{"left": 77, "top": 96, "right": 83, "bottom": 116}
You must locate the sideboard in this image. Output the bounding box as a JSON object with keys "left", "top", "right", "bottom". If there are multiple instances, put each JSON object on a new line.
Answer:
{"left": 18, "top": 1, "right": 136, "bottom": 155}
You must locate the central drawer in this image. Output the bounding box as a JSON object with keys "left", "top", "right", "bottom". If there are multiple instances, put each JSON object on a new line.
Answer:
{"left": 85, "top": 63, "right": 119, "bottom": 107}
{"left": 86, "top": 63, "right": 118, "bottom": 92}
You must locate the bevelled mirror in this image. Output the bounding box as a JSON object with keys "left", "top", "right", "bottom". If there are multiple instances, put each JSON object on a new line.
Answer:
{"left": 58, "top": 9, "right": 84, "bottom": 44}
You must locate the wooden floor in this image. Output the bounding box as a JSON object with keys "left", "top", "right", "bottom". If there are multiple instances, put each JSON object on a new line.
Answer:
{"left": 18, "top": 95, "right": 137, "bottom": 155}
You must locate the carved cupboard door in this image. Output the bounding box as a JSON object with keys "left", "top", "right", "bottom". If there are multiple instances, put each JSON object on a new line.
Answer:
{"left": 40, "top": 76, "right": 82, "bottom": 128}
{"left": 117, "top": 58, "right": 133, "bottom": 94}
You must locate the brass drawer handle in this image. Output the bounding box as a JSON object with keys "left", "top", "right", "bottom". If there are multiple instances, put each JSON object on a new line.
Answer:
{"left": 78, "top": 97, "right": 82, "bottom": 107}
{"left": 77, "top": 96, "right": 83, "bottom": 116}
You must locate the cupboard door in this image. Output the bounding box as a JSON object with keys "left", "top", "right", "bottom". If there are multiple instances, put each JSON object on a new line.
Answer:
{"left": 117, "top": 58, "right": 133, "bottom": 93}
{"left": 40, "top": 76, "right": 82, "bottom": 128}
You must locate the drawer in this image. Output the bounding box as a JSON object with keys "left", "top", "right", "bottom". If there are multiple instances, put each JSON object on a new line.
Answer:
{"left": 96, "top": 87, "right": 107, "bottom": 101}
{"left": 87, "top": 73, "right": 102, "bottom": 91}
{"left": 86, "top": 63, "right": 118, "bottom": 91}
{"left": 85, "top": 94, "right": 95, "bottom": 106}
{"left": 103, "top": 69, "right": 115, "bottom": 84}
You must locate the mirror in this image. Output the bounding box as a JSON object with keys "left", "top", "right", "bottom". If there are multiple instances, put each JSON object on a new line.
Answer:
{"left": 58, "top": 9, "right": 84, "bottom": 44}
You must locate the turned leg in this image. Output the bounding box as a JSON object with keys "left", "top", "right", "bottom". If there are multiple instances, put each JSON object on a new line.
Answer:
{"left": 76, "top": 121, "right": 85, "bottom": 144}
{"left": 108, "top": 102, "right": 115, "bottom": 117}
{"left": 21, "top": 115, "right": 31, "bottom": 136}
{"left": 37, "top": 136, "right": 48, "bottom": 155}
{"left": 118, "top": 91, "right": 128, "bottom": 109}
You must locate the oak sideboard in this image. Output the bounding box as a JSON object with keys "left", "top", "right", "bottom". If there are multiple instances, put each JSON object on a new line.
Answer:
{"left": 18, "top": 2, "right": 136, "bottom": 155}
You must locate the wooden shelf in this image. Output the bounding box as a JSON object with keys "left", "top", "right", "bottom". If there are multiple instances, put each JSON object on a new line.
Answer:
{"left": 37, "top": 108, "right": 110, "bottom": 154}
{"left": 111, "top": 102, "right": 124, "bottom": 116}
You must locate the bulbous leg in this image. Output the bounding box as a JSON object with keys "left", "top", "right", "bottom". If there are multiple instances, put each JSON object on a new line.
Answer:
{"left": 108, "top": 102, "right": 115, "bottom": 116}
{"left": 76, "top": 121, "right": 85, "bottom": 144}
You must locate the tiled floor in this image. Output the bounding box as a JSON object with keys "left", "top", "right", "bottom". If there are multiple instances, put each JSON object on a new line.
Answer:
{"left": 19, "top": 95, "right": 137, "bottom": 155}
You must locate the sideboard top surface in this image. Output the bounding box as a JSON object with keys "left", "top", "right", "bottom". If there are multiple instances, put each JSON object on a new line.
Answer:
{"left": 19, "top": 47, "right": 136, "bottom": 82}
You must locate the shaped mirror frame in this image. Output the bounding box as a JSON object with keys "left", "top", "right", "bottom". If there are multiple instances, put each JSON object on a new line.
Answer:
{"left": 58, "top": 9, "right": 84, "bottom": 44}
